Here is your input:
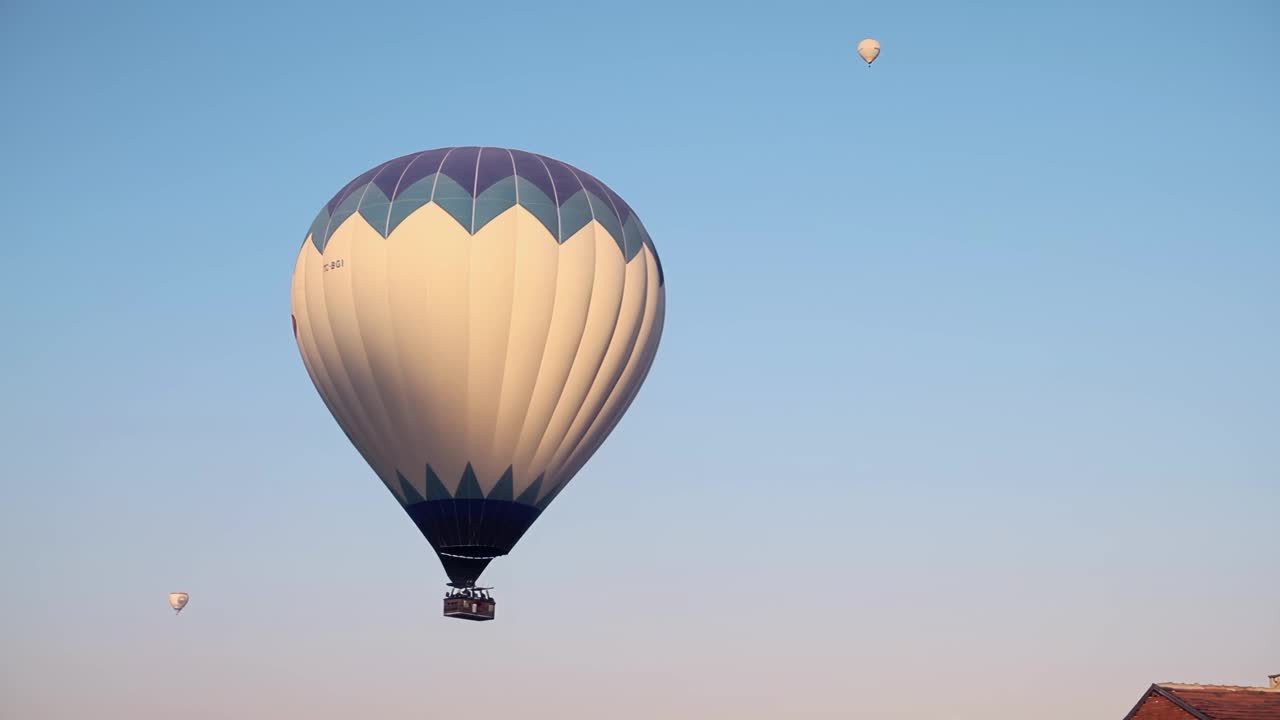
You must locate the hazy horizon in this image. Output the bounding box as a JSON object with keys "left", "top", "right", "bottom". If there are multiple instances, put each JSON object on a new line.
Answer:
{"left": 2, "top": 0, "right": 1277, "bottom": 718}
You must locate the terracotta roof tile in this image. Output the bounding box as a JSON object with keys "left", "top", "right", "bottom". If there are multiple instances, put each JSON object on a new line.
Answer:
{"left": 1157, "top": 684, "right": 1280, "bottom": 720}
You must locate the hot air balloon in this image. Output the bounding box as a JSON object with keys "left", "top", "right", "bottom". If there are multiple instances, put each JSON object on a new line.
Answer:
{"left": 168, "top": 592, "right": 189, "bottom": 615}
{"left": 857, "top": 37, "right": 881, "bottom": 66}
{"left": 290, "top": 147, "right": 666, "bottom": 621}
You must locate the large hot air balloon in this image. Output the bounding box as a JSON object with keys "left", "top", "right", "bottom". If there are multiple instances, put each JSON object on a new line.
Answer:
{"left": 857, "top": 37, "right": 881, "bottom": 66}
{"left": 168, "top": 592, "right": 189, "bottom": 615}
{"left": 290, "top": 147, "right": 666, "bottom": 621}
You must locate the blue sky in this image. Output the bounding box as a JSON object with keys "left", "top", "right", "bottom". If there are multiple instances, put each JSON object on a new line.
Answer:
{"left": 1, "top": 1, "right": 1277, "bottom": 717}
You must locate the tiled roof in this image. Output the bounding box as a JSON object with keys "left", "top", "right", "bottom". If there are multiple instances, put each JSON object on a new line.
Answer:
{"left": 1152, "top": 684, "right": 1280, "bottom": 720}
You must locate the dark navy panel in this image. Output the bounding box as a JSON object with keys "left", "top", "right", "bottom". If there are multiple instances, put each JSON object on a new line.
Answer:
{"left": 511, "top": 150, "right": 558, "bottom": 204}
{"left": 404, "top": 499, "right": 543, "bottom": 585}
{"left": 586, "top": 169, "right": 636, "bottom": 224}
{"left": 438, "top": 146, "right": 481, "bottom": 197}
{"left": 369, "top": 153, "right": 418, "bottom": 200}
{"left": 474, "top": 147, "right": 515, "bottom": 196}
{"left": 324, "top": 165, "right": 380, "bottom": 214}
{"left": 391, "top": 148, "right": 450, "bottom": 200}
{"left": 541, "top": 156, "right": 585, "bottom": 207}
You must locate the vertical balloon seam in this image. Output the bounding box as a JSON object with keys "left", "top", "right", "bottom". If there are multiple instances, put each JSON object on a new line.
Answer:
{"left": 568, "top": 296, "right": 665, "bottom": 490}
{"left": 317, "top": 210, "right": 396, "bottom": 484}
{"left": 406, "top": 149, "right": 454, "bottom": 500}
{"left": 556, "top": 258, "right": 661, "bottom": 482}
{"left": 376, "top": 152, "right": 427, "bottom": 502}
{"left": 548, "top": 277, "right": 651, "bottom": 489}
{"left": 547, "top": 242, "right": 649, "bottom": 482}
{"left": 296, "top": 251, "right": 384, "bottom": 486}
{"left": 507, "top": 153, "right": 567, "bottom": 492}
{"left": 442, "top": 151, "right": 478, "bottom": 538}
{"left": 475, "top": 148, "right": 524, "bottom": 547}
{"left": 486, "top": 150, "right": 543, "bottom": 502}
{"left": 556, "top": 273, "right": 663, "bottom": 493}
{"left": 536, "top": 202, "right": 625, "bottom": 495}
{"left": 426, "top": 147, "right": 461, "bottom": 495}
{"left": 346, "top": 170, "right": 408, "bottom": 487}
{"left": 313, "top": 255, "right": 391, "bottom": 483}
{"left": 481, "top": 147, "right": 522, "bottom": 477}
{"left": 524, "top": 166, "right": 600, "bottom": 494}
{"left": 543, "top": 205, "right": 642, "bottom": 481}
{"left": 532, "top": 164, "right": 625, "bottom": 481}
{"left": 521, "top": 161, "right": 602, "bottom": 503}
{"left": 462, "top": 148, "right": 483, "bottom": 544}
{"left": 427, "top": 148, "right": 455, "bottom": 215}
{"left": 316, "top": 172, "right": 357, "bottom": 252}
{"left": 382, "top": 152, "right": 420, "bottom": 235}
{"left": 541, "top": 170, "right": 639, "bottom": 482}
{"left": 479, "top": 148, "right": 524, "bottom": 500}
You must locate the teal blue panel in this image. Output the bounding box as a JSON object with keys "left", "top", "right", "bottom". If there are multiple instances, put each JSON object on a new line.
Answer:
{"left": 455, "top": 463, "right": 484, "bottom": 500}
{"left": 514, "top": 473, "right": 543, "bottom": 506}
{"left": 320, "top": 186, "right": 366, "bottom": 251}
{"left": 557, "top": 190, "right": 593, "bottom": 243}
{"left": 431, "top": 174, "right": 474, "bottom": 231}
{"left": 423, "top": 464, "right": 452, "bottom": 501}
{"left": 472, "top": 176, "right": 517, "bottom": 233}
{"left": 385, "top": 176, "right": 435, "bottom": 235}
{"left": 487, "top": 466, "right": 515, "bottom": 501}
{"left": 397, "top": 471, "right": 425, "bottom": 505}
{"left": 515, "top": 177, "right": 559, "bottom": 238}
{"left": 357, "top": 185, "right": 392, "bottom": 238}
{"left": 307, "top": 209, "right": 331, "bottom": 253}
{"left": 586, "top": 191, "right": 624, "bottom": 257}
{"left": 621, "top": 215, "right": 648, "bottom": 262}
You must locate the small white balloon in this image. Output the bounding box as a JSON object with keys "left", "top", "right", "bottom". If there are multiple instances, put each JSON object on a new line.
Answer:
{"left": 168, "top": 592, "right": 189, "bottom": 614}
{"left": 857, "top": 38, "right": 881, "bottom": 65}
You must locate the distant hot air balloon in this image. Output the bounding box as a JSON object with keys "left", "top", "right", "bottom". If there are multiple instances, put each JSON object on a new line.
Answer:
{"left": 857, "top": 37, "right": 881, "bottom": 66}
{"left": 168, "top": 592, "right": 189, "bottom": 615}
{"left": 290, "top": 147, "right": 666, "bottom": 621}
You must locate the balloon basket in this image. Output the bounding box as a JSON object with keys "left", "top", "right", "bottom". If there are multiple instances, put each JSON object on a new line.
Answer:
{"left": 443, "top": 588, "right": 496, "bottom": 622}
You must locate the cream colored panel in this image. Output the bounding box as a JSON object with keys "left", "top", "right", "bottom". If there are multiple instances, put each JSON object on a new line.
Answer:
{"left": 510, "top": 219, "right": 598, "bottom": 483}
{"left": 549, "top": 247, "right": 665, "bottom": 497}
{"left": 545, "top": 237, "right": 650, "bottom": 479}
{"left": 464, "top": 208, "right": 519, "bottom": 489}
{"left": 528, "top": 224, "right": 628, "bottom": 478}
{"left": 293, "top": 230, "right": 390, "bottom": 485}
{"left": 385, "top": 204, "right": 472, "bottom": 491}
{"left": 336, "top": 215, "right": 419, "bottom": 497}
{"left": 318, "top": 217, "right": 402, "bottom": 487}
{"left": 488, "top": 208, "right": 561, "bottom": 496}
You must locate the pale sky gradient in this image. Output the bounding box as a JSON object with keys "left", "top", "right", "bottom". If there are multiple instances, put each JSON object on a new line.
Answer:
{"left": 2, "top": 1, "right": 1277, "bottom": 718}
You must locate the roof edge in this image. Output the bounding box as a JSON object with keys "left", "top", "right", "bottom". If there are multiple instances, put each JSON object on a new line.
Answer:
{"left": 1122, "top": 685, "right": 1162, "bottom": 720}
{"left": 1153, "top": 685, "right": 1215, "bottom": 720}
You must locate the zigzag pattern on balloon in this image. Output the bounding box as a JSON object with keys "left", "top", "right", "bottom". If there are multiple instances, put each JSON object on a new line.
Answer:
{"left": 394, "top": 462, "right": 567, "bottom": 511}
{"left": 305, "top": 146, "right": 662, "bottom": 280}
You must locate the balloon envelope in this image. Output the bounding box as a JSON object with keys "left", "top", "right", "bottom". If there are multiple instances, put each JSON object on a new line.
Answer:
{"left": 168, "top": 592, "right": 188, "bottom": 613}
{"left": 857, "top": 38, "right": 881, "bottom": 65}
{"left": 290, "top": 147, "right": 666, "bottom": 587}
